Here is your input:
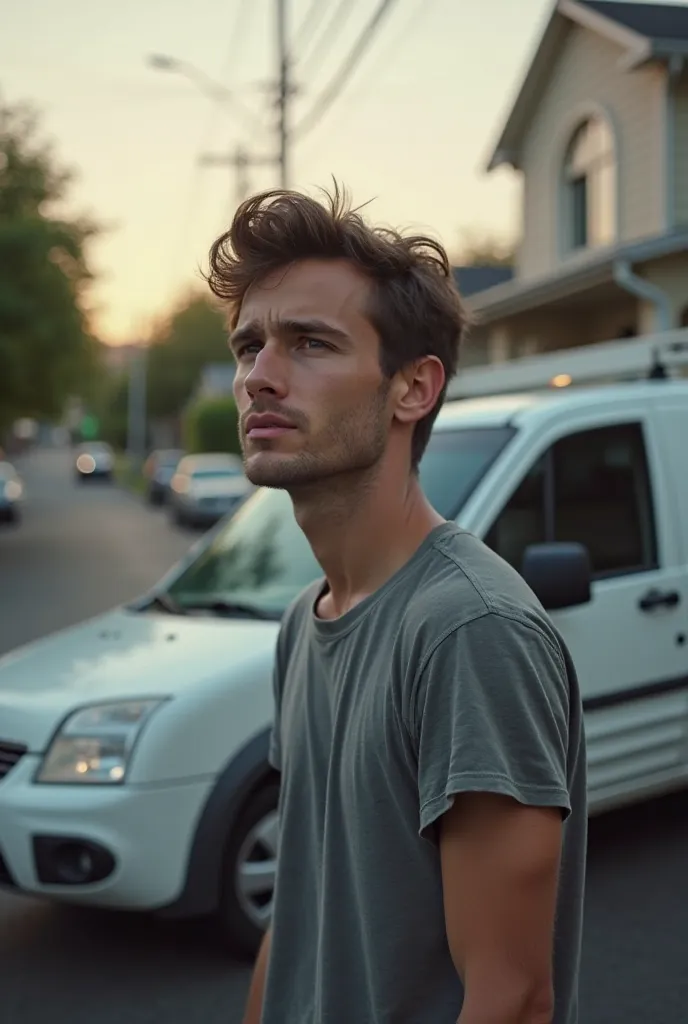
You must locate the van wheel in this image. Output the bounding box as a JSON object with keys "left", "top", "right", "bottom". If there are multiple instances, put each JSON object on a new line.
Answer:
{"left": 218, "top": 781, "right": 279, "bottom": 958}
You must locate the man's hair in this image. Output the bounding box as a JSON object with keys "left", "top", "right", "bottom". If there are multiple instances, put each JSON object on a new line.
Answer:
{"left": 206, "top": 183, "right": 468, "bottom": 469}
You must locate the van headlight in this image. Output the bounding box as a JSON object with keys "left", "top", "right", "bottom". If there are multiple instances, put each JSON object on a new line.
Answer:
{"left": 36, "top": 700, "right": 167, "bottom": 784}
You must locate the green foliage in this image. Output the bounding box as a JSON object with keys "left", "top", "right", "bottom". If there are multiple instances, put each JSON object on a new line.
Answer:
{"left": 183, "top": 396, "right": 241, "bottom": 456}
{"left": 95, "top": 370, "right": 129, "bottom": 450}
{"left": 456, "top": 229, "right": 516, "bottom": 268}
{"left": 146, "top": 294, "right": 232, "bottom": 419}
{"left": 0, "top": 100, "right": 99, "bottom": 430}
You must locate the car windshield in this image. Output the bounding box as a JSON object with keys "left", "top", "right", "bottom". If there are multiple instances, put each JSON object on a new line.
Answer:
{"left": 165, "top": 426, "right": 514, "bottom": 618}
{"left": 191, "top": 468, "right": 242, "bottom": 480}
{"left": 82, "top": 443, "right": 111, "bottom": 454}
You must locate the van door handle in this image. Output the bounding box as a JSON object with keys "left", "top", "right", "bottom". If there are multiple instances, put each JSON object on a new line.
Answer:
{"left": 638, "top": 589, "right": 681, "bottom": 612}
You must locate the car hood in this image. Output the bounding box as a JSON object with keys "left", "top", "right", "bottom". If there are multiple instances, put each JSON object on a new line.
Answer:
{"left": 0, "top": 608, "right": 279, "bottom": 751}
{"left": 190, "top": 477, "right": 250, "bottom": 499}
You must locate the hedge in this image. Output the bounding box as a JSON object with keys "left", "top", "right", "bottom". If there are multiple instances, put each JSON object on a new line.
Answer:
{"left": 183, "top": 396, "right": 241, "bottom": 456}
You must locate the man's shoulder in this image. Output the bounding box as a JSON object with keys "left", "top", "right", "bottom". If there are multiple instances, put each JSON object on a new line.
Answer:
{"left": 400, "top": 525, "right": 557, "bottom": 644}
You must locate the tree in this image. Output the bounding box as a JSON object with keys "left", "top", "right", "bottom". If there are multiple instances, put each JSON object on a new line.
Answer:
{"left": 455, "top": 229, "right": 516, "bottom": 268}
{"left": 146, "top": 293, "right": 232, "bottom": 419}
{"left": 0, "top": 100, "right": 98, "bottom": 432}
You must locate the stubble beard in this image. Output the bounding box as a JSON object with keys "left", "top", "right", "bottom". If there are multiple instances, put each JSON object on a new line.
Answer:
{"left": 241, "top": 383, "right": 391, "bottom": 495}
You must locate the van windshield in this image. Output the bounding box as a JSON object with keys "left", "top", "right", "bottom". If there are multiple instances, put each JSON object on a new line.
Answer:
{"left": 165, "top": 427, "right": 514, "bottom": 618}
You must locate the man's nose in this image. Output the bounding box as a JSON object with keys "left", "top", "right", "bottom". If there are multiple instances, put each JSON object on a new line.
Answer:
{"left": 243, "top": 343, "right": 288, "bottom": 400}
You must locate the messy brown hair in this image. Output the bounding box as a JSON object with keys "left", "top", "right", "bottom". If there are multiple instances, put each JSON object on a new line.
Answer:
{"left": 206, "top": 183, "right": 468, "bottom": 469}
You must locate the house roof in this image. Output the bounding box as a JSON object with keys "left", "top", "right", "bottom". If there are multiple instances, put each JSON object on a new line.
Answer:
{"left": 487, "top": 0, "right": 688, "bottom": 172}
{"left": 452, "top": 265, "right": 514, "bottom": 297}
{"left": 465, "top": 228, "right": 688, "bottom": 322}
{"left": 583, "top": 1, "right": 688, "bottom": 41}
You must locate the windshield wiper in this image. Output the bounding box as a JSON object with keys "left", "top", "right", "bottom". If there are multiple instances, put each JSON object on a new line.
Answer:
{"left": 181, "top": 598, "right": 276, "bottom": 620}
{"left": 143, "top": 591, "right": 188, "bottom": 616}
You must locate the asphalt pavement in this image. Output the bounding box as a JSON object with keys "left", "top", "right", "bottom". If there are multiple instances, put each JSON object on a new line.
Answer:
{"left": 1, "top": 445, "right": 688, "bottom": 1023}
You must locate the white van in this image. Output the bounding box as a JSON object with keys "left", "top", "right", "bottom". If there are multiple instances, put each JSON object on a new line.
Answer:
{"left": 0, "top": 377, "right": 687, "bottom": 954}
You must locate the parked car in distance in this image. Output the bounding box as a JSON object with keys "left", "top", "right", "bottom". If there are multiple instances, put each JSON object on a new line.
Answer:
{"left": 0, "top": 462, "right": 23, "bottom": 524}
{"left": 143, "top": 449, "right": 185, "bottom": 506}
{"left": 1, "top": 379, "right": 687, "bottom": 956}
{"left": 74, "top": 442, "right": 115, "bottom": 482}
{"left": 168, "top": 453, "right": 252, "bottom": 529}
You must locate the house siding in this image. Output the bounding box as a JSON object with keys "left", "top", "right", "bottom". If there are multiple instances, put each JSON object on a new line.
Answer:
{"left": 484, "top": 295, "right": 638, "bottom": 363}
{"left": 518, "top": 25, "right": 665, "bottom": 280}
{"left": 637, "top": 252, "right": 688, "bottom": 327}
{"left": 673, "top": 73, "right": 688, "bottom": 226}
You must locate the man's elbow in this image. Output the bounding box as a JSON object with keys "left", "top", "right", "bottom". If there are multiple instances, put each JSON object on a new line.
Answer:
{"left": 460, "top": 974, "right": 554, "bottom": 1024}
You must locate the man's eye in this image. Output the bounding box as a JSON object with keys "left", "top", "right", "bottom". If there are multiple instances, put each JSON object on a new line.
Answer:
{"left": 237, "top": 342, "right": 261, "bottom": 358}
{"left": 300, "top": 337, "right": 327, "bottom": 350}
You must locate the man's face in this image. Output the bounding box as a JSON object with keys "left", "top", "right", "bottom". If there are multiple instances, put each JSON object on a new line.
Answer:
{"left": 231, "top": 258, "right": 393, "bottom": 490}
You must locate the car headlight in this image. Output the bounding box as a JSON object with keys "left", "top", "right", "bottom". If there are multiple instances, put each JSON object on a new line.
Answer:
{"left": 36, "top": 699, "right": 167, "bottom": 784}
{"left": 4, "top": 479, "right": 22, "bottom": 501}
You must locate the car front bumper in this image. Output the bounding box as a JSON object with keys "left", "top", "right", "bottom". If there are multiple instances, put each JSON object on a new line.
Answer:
{"left": 0, "top": 753, "right": 214, "bottom": 911}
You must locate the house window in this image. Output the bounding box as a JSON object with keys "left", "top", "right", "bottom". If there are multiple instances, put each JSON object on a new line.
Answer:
{"left": 564, "top": 117, "right": 616, "bottom": 250}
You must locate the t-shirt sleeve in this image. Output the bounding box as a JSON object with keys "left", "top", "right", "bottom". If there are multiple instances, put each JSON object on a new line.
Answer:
{"left": 412, "top": 611, "right": 572, "bottom": 842}
{"left": 268, "top": 626, "right": 289, "bottom": 773}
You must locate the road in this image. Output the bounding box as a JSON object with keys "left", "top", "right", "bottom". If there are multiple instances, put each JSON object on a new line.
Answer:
{"left": 1, "top": 446, "right": 688, "bottom": 1023}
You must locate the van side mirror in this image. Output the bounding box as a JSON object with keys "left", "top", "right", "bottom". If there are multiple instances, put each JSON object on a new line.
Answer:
{"left": 521, "top": 543, "right": 592, "bottom": 611}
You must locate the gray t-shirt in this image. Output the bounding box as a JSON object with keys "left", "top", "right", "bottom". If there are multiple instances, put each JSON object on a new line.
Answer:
{"left": 263, "top": 522, "right": 587, "bottom": 1024}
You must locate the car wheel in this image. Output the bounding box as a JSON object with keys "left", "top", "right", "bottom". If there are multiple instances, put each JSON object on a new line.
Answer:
{"left": 218, "top": 781, "right": 279, "bottom": 958}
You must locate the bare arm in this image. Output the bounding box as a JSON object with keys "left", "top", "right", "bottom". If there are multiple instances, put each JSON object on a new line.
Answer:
{"left": 242, "top": 929, "right": 271, "bottom": 1024}
{"left": 440, "top": 793, "right": 562, "bottom": 1024}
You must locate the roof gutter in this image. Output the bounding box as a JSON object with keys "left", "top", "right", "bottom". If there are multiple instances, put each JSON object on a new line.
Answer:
{"left": 612, "top": 260, "right": 673, "bottom": 333}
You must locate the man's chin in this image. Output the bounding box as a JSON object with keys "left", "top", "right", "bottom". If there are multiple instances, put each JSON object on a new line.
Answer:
{"left": 244, "top": 452, "right": 312, "bottom": 489}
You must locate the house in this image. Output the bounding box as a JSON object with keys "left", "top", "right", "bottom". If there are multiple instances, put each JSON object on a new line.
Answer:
{"left": 466, "top": 0, "right": 688, "bottom": 364}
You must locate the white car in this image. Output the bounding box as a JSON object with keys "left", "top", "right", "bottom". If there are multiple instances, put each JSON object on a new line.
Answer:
{"left": 168, "top": 453, "right": 252, "bottom": 529}
{"left": 0, "top": 461, "right": 23, "bottom": 524}
{"left": 74, "top": 442, "right": 115, "bottom": 482}
{"left": 1, "top": 380, "right": 688, "bottom": 954}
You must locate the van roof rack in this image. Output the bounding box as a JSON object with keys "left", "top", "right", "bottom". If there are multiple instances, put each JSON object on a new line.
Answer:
{"left": 448, "top": 330, "right": 688, "bottom": 400}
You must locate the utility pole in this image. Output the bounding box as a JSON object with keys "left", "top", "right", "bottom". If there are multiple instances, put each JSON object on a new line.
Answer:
{"left": 276, "top": 0, "right": 289, "bottom": 188}
{"left": 126, "top": 344, "right": 147, "bottom": 471}
{"left": 199, "top": 145, "right": 275, "bottom": 206}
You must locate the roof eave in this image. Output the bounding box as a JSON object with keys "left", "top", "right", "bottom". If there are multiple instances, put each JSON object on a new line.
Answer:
{"left": 485, "top": 0, "right": 652, "bottom": 175}
{"left": 622, "top": 40, "right": 688, "bottom": 71}
{"left": 466, "top": 229, "right": 688, "bottom": 323}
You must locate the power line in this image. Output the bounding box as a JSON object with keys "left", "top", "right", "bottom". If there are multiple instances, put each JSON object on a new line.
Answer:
{"left": 294, "top": 0, "right": 334, "bottom": 58}
{"left": 293, "top": 0, "right": 401, "bottom": 139}
{"left": 299, "top": 0, "right": 357, "bottom": 80}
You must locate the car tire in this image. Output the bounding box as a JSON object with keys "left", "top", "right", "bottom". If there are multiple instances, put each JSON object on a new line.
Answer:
{"left": 218, "top": 781, "right": 279, "bottom": 959}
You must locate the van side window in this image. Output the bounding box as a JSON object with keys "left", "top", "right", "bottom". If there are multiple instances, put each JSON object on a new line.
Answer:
{"left": 554, "top": 424, "right": 656, "bottom": 575}
{"left": 485, "top": 423, "right": 657, "bottom": 577}
{"left": 484, "top": 456, "right": 546, "bottom": 570}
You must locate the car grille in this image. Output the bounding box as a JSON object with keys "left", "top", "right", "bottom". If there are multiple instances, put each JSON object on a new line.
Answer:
{"left": 0, "top": 740, "right": 27, "bottom": 781}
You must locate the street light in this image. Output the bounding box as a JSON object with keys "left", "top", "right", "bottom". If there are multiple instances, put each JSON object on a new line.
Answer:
{"left": 146, "top": 53, "right": 261, "bottom": 137}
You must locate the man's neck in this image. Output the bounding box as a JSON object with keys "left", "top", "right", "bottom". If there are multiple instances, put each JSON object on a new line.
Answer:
{"left": 290, "top": 463, "right": 445, "bottom": 620}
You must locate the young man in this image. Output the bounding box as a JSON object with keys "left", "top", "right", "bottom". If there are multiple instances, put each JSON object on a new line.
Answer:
{"left": 207, "top": 185, "right": 587, "bottom": 1024}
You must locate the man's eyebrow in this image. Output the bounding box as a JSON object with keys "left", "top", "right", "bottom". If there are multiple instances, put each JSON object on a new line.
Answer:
{"left": 228, "top": 321, "right": 263, "bottom": 351}
{"left": 278, "top": 318, "right": 351, "bottom": 342}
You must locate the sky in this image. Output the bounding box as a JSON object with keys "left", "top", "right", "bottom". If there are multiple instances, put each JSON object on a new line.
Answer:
{"left": 0, "top": 0, "right": 680, "bottom": 344}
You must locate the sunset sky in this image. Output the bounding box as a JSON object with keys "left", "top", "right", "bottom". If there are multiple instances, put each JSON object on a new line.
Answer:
{"left": 1, "top": 0, "right": 679, "bottom": 344}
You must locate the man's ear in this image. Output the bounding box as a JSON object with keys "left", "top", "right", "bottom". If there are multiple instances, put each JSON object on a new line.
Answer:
{"left": 391, "top": 356, "right": 446, "bottom": 426}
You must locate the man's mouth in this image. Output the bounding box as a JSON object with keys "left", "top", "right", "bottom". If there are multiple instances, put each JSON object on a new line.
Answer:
{"left": 245, "top": 413, "right": 298, "bottom": 439}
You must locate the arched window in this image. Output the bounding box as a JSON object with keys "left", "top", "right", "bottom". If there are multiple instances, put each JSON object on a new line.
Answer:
{"left": 564, "top": 117, "right": 616, "bottom": 250}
